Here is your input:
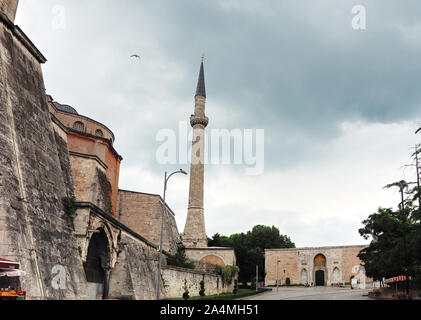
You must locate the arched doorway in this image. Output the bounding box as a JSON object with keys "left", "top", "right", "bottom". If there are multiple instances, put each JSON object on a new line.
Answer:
{"left": 313, "top": 254, "right": 327, "bottom": 286}
{"left": 83, "top": 228, "right": 110, "bottom": 300}
{"left": 315, "top": 270, "right": 325, "bottom": 286}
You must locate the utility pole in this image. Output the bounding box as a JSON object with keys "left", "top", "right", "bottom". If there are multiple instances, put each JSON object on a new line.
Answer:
{"left": 399, "top": 181, "right": 410, "bottom": 296}
{"left": 415, "top": 144, "right": 421, "bottom": 214}
{"left": 276, "top": 260, "right": 280, "bottom": 292}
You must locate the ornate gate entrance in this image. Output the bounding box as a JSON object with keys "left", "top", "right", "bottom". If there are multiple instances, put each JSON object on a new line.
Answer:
{"left": 315, "top": 270, "right": 325, "bottom": 286}
{"left": 313, "top": 254, "right": 327, "bottom": 286}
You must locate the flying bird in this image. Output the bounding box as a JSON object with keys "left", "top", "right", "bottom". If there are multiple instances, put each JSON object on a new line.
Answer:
{"left": 131, "top": 54, "right": 141, "bottom": 59}
{"left": 416, "top": 127, "right": 421, "bottom": 134}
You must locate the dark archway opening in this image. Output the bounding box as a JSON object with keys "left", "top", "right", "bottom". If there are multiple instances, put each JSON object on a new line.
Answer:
{"left": 83, "top": 228, "right": 110, "bottom": 300}
{"left": 315, "top": 270, "right": 325, "bottom": 286}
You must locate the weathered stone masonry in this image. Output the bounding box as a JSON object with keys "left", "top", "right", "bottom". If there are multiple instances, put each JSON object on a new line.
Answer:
{"left": 0, "top": 7, "right": 89, "bottom": 299}
{"left": 0, "top": 1, "right": 237, "bottom": 299}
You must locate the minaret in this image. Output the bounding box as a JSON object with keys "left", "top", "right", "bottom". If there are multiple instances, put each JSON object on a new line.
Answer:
{"left": 183, "top": 56, "right": 209, "bottom": 248}
{"left": 0, "top": 0, "right": 19, "bottom": 24}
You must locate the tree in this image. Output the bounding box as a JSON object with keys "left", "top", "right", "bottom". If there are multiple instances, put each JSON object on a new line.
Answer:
{"left": 233, "top": 279, "right": 239, "bottom": 295}
{"left": 199, "top": 280, "right": 206, "bottom": 298}
{"left": 208, "top": 225, "right": 295, "bottom": 285}
{"left": 358, "top": 180, "right": 420, "bottom": 294}
{"left": 166, "top": 243, "right": 195, "bottom": 269}
{"left": 358, "top": 207, "right": 413, "bottom": 280}
{"left": 182, "top": 279, "right": 190, "bottom": 300}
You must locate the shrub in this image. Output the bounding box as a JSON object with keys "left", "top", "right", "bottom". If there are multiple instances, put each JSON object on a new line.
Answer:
{"left": 233, "top": 279, "right": 239, "bottom": 295}
{"left": 199, "top": 280, "right": 206, "bottom": 298}
{"left": 182, "top": 279, "right": 190, "bottom": 300}
{"left": 216, "top": 265, "right": 240, "bottom": 285}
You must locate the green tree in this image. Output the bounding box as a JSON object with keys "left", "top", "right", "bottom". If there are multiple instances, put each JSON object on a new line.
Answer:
{"left": 233, "top": 279, "right": 239, "bottom": 295}
{"left": 199, "top": 280, "right": 206, "bottom": 298}
{"left": 358, "top": 180, "right": 420, "bottom": 293}
{"left": 182, "top": 279, "right": 190, "bottom": 300}
{"left": 166, "top": 243, "right": 195, "bottom": 269}
{"left": 208, "top": 225, "right": 295, "bottom": 285}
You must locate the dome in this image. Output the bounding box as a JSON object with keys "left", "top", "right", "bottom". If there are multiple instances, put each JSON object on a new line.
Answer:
{"left": 53, "top": 102, "right": 78, "bottom": 115}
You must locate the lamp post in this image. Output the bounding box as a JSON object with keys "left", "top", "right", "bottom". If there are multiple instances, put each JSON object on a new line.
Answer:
{"left": 156, "top": 169, "right": 188, "bottom": 300}
{"left": 276, "top": 260, "right": 280, "bottom": 292}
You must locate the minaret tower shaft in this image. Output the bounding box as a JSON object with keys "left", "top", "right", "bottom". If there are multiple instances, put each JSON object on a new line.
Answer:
{"left": 183, "top": 56, "right": 209, "bottom": 248}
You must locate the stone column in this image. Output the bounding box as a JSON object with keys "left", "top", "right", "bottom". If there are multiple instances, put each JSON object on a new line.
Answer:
{"left": 102, "top": 267, "right": 111, "bottom": 300}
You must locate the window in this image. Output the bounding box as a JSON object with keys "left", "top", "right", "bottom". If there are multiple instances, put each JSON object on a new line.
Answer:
{"left": 73, "top": 121, "right": 85, "bottom": 132}
{"left": 95, "top": 129, "right": 104, "bottom": 137}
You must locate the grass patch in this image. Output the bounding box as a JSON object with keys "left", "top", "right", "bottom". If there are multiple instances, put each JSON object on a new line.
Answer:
{"left": 164, "top": 289, "right": 258, "bottom": 301}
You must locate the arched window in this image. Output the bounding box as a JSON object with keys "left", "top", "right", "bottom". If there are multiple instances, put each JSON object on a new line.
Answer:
{"left": 95, "top": 129, "right": 104, "bottom": 137}
{"left": 73, "top": 121, "right": 85, "bottom": 132}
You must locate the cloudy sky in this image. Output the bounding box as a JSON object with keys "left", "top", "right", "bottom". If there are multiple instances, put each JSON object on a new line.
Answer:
{"left": 15, "top": 0, "right": 421, "bottom": 247}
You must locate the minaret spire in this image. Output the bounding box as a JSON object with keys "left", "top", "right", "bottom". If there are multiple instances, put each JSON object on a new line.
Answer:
{"left": 183, "top": 56, "right": 209, "bottom": 248}
{"left": 195, "top": 55, "right": 206, "bottom": 98}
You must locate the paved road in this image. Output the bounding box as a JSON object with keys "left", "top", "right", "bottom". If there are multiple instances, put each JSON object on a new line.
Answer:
{"left": 242, "top": 287, "right": 372, "bottom": 300}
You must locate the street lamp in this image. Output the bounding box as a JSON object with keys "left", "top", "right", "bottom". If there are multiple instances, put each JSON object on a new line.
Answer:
{"left": 156, "top": 169, "right": 188, "bottom": 300}
{"left": 276, "top": 260, "right": 280, "bottom": 292}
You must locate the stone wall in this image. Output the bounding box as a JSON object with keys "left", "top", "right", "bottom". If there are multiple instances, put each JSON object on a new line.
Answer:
{"left": 117, "top": 190, "right": 181, "bottom": 253}
{"left": 162, "top": 266, "right": 234, "bottom": 299}
{"left": 265, "top": 245, "right": 370, "bottom": 286}
{"left": 51, "top": 121, "right": 75, "bottom": 198}
{"left": 109, "top": 232, "right": 160, "bottom": 300}
{"left": 0, "top": 17, "right": 89, "bottom": 299}
{"left": 0, "top": 0, "right": 18, "bottom": 23}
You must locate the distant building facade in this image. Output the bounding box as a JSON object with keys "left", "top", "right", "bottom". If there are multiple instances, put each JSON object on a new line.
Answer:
{"left": 265, "top": 245, "right": 370, "bottom": 287}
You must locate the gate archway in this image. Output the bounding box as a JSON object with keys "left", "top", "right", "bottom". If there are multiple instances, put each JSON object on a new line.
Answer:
{"left": 83, "top": 228, "right": 110, "bottom": 300}
{"left": 313, "top": 254, "right": 327, "bottom": 286}
{"left": 315, "top": 270, "right": 325, "bottom": 286}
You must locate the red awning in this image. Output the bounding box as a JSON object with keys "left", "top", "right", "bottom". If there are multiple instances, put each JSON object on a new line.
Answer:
{"left": 385, "top": 275, "right": 413, "bottom": 284}
{"left": 0, "top": 270, "right": 26, "bottom": 278}
{"left": 0, "top": 258, "right": 20, "bottom": 271}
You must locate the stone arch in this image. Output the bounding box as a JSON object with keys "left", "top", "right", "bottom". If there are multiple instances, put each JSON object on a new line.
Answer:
{"left": 313, "top": 254, "right": 327, "bottom": 286}
{"left": 84, "top": 227, "right": 110, "bottom": 300}
{"left": 198, "top": 255, "right": 225, "bottom": 269}
{"left": 85, "top": 217, "right": 119, "bottom": 268}
{"left": 314, "top": 254, "right": 326, "bottom": 268}
{"left": 332, "top": 267, "right": 341, "bottom": 284}
{"left": 300, "top": 268, "right": 308, "bottom": 285}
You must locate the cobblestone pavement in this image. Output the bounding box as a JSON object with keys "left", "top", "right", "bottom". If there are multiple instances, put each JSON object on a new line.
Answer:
{"left": 242, "top": 287, "right": 372, "bottom": 300}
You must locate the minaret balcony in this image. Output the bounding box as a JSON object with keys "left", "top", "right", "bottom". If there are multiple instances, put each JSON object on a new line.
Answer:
{"left": 190, "top": 115, "right": 209, "bottom": 128}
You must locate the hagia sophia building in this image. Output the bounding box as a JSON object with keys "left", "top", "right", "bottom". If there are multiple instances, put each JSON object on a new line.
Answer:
{"left": 0, "top": 0, "right": 235, "bottom": 300}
